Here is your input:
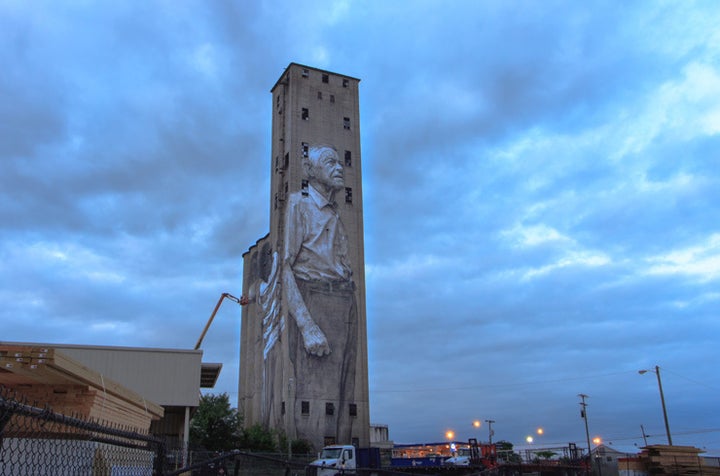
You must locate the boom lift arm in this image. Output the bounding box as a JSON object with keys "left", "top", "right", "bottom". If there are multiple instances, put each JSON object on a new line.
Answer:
{"left": 194, "top": 292, "right": 247, "bottom": 350}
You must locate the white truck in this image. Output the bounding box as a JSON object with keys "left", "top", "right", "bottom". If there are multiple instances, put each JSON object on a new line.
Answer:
{"left": 308, "top": 445, "right": 358, "bottom": 476}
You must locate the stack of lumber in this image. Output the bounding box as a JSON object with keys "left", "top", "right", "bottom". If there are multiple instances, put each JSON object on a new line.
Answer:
{"left": 641, "top": 445, "right": 720, "bottom": 476}
{"left": 0, "top": 344, "right": 163, "bottom": 431}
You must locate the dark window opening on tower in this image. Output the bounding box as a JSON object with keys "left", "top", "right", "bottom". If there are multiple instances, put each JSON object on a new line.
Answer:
{"left": 302, "top": 179, "right": 309, "bottom": 196}
{"left": 302, "top": 108, "right": 309, "bottom": 120}
{"left": 325, "top": 402, "right": 334, "bottom": 415}
{"left": 301, "top": 401, "right": 310, "bottom": 415}
{"left": 343, "top": 117, "right": 350, "bottom": 129}
{"left": 322, "top": 74, "right": 329, "bottom": 83}
{"left": 345, "top": 187, "right": 352, "bottom": 203}
{"left": 302, "top": 69, "right": 309, "bottom": 78}
{"left": 344, "top": 150, "right": 352, "bottom": 167}
{"left": 281, "top": 401, "right": 285, "bottom": 415}
{"left": 302, "top": 142, "right": 309, "bottom": 158}
{"left": 343, "top": 78, "right": 349, "bottom": 88}
{"left": 317, "top": 91, "right": 322, "bottom": 99}
{"left": 330, "top": 95, "right": 335, "bottom": 103}
{"left": 349, "top": 403, "right": 357, "bottom": 417}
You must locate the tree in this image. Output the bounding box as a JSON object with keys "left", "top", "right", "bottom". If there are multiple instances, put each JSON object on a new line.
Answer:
{"left": 190, "top": 393, "right": 242, "bottom": 451}
{"left": 496, "top": 440, "right": 522, "bottom": 463}
{"left": 239, "top": 424, "right": 277, "bottom": 452}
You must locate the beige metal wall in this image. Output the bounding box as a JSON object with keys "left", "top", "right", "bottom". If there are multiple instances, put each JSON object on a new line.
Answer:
{"left": 55, "top": 344, "right": 202, "bottom": 407}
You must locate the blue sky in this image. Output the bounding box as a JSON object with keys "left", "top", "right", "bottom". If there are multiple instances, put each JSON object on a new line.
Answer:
{"left": 2, "top": 0, "right": 719, "bottom": 453}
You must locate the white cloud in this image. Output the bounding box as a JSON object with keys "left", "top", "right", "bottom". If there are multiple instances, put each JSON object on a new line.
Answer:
{"left": 645, "top": 234, "right": 720, "bottom": 281}
{"left": 501, "top": 223, "right": 571, "bottom": 247}
{"left": 11, "top": 241, "right": 127, "bottom": 284}
{"left": 522, "top": 250, "right": 610, "bottom": 280}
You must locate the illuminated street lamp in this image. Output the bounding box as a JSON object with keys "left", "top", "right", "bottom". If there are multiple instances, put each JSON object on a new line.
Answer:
{"left": 446, "top": 430, "right": 455, "bottom": 440}
{"left": 593, "top": 437, "right": 602, "bottom": 446}
{"left": 526, "top": 436, "right": 534, "bottom": 444}
{"left": 639, "top": 366, "right": 673, "bottom": 446}
{"left": 473, "top": 420, "right": 482, "bottom": 429}
{"left": 537, "top": 428, "right": 544, "bottom": 436}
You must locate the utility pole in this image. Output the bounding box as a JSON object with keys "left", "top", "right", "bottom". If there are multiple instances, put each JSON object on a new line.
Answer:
{"left": 287, "top": 378, "right": 295, "bottom": 460}
{"left": 485, "top": 419, "right": 495, "bottom": 444}
{"left": 638, "top": 366, "right": 673, "bottom": 446}
{"left": 640, "top": 425, "right": 648, "bottom": 447}
{"left": 654, "top": 366, "right": 673, "bottom": 446}
{"left": 579, "top": 394, "right": 594, "bottom": 476}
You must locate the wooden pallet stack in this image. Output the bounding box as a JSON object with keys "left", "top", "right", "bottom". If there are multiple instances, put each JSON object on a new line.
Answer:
{"left": 640, "top": 445, "right": 720, "bottom": 476}
{"left": 0, "top": 344, "right": 163, "bottom": 432}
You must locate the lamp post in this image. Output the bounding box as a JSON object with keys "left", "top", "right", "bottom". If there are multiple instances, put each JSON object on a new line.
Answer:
{"left": 639, "top": 366, "right": 672, "bottom": 446}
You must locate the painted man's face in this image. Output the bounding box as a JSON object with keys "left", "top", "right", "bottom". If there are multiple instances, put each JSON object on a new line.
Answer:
{"left": 313, "top": 150, "right": 344, "bottom": 190}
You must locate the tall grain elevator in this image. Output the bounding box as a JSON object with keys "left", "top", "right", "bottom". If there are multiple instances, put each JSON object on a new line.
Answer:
{"left": 240, "top": 63, "right": 369, "bottom": 450}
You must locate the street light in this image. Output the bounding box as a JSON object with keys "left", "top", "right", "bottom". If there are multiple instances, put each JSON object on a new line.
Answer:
{"left": 639, "top": 365, "right": 673, "bottom": 446}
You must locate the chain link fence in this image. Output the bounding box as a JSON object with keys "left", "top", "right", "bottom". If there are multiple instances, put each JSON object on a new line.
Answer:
{"left": 0, "top": 385, "right": 164, "bottom": 475}
{"left": 1, "top": 385, "right": 322, "bottom": 475}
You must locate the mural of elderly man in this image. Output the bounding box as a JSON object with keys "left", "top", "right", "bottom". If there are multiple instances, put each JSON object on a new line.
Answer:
{"left": 282, "top": 144, "right": 357, "bottom": 443}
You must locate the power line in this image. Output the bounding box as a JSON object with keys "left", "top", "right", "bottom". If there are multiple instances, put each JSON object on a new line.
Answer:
{"left": 660, "top": 367, "right": 720, "bottom": 391}
{"left": 370, "top": 370, "right": 632, "bottom": 393}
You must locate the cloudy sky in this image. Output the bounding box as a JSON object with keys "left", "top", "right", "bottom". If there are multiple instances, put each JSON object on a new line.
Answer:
{"left": 2, "top": 0, "right": 720, "bottom": 453}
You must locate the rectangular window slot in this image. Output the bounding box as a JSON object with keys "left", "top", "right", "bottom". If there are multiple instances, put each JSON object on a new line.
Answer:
{"left": 302, "top": 142, "right": 309, "bottom": 158}
{"left": 302, "top": 69, "right": 309, "bottom": 78}
{"left": 345, "top": 187, "right": 352, "bottom": 203}
{"left": 349, "top": 403, "right": 357, "bottom": 417}
{"left": 302, "top": 108, "right": 309, "bottom": 120}
{"left": 301, "top": 179, "right": 309, "bottom": 196}
{"left": 342, "top": 78, "right": 349, "bottom": 87}
{"left": 322, "top": 74, "right": 329, "bottom": 83}
{"left": 301, "top": 401, "right": 310, "bottom": 415}
{"left": 343, "top": 117, "right": 350, "bottom": 130}
{"left": 344, "top": 150, "right": 352, "bottom": 167}
{"left": 325, "top": 402, "right": 335, "bottom": 415}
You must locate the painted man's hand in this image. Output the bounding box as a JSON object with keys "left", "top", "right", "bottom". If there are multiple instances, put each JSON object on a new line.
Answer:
{"left": 302, "top": 324, "right": 331, "bottom": 356}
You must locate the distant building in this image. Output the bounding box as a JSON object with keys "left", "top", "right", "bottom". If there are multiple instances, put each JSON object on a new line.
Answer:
{"left": 593, "top": 445, "right": 643, "bottom": 476}
{"left": 239, "top": 63, "right": 370, "bottom": 450}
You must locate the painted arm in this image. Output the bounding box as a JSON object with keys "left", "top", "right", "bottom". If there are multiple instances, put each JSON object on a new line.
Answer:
{"left": 282, "top": 200, "right": 331, "bottom": 357}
